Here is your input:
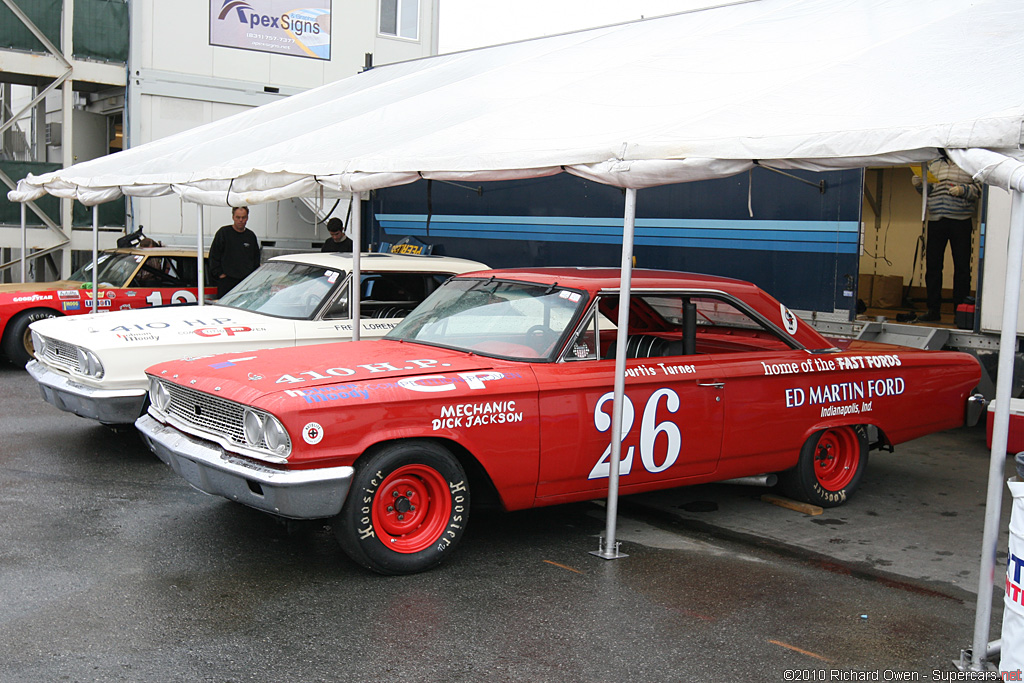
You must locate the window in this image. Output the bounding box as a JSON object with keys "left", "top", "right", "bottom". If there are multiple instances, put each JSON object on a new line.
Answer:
{"left": 70, "top": 252, "right": 143, "bottom": 288}
{"left": 563, "top": 292, "right": 796, "bottom": 361}
{"left": 324, "top": 272, "right": 451, "bottom": 320}
{"left": 388, "top": 278, "right": 587, "bottom": 360}
{"left": 217, "top": 262, "right": 341, "bottom": 320}
{"left": 379, "top": 0, "right": 419, "bottom": 40}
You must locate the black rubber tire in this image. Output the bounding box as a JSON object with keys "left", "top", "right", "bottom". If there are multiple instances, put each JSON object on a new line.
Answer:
{"left": 777, "top": 425, "right": 868, "bottom": 508}
{"left": 3, "top": 309, "right": 58, "bottom": 366}
{"left": 335, "top": 441, "right": 470, "bottom": 575}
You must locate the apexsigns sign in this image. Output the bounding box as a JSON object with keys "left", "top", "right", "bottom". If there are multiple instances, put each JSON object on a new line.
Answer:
{"left": 210, "top": 0, "right": 331, "bottom": 60}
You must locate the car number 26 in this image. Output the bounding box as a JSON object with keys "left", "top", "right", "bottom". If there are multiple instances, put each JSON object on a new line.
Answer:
{"left": 588, "top": 388, "right": 682, "bottom": 480}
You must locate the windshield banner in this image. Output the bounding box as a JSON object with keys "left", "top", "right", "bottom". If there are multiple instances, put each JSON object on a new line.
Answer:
{"left": 210, "top": 0, "right": 331, "bottom": 60}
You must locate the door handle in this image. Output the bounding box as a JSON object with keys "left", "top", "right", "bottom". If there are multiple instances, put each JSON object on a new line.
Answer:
{"left": 697, "top": 381, "right": 725, "bottom": 388}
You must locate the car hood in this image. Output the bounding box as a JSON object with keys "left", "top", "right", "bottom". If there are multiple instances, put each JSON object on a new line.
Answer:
{"left": 0, "top": 280, "right": 84, "bottom": 298}
{"left": 31, "top": 304, "right": 289, "bottom": 352}
{"left": 147, "top": 339, "right": 509, "bottom": 409}
{"left": 30, "top": 305, "right": 301, "bottom": 390}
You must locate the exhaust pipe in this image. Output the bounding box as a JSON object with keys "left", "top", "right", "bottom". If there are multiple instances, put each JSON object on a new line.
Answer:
{"left": 718, "top": 474, "right": 778, "bottom": 487}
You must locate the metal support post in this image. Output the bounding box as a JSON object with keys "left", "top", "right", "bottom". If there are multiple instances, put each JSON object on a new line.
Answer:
{"left": 969, "top": 189, "right": 1024, "bottom": 670}
{"left": 350, "top": 192, "right": 362, "bottom": 340}
{"left": 196, "top": 203, "right": 205, "bottom": 306}
{"left": 591, "top": 186, "right": 637, "bottom": 561}
{"left": 20, "top": 202, "right": 26, "bottom": 283}
{"left": 91, "top": 205, "right": 98, "bottom": 314}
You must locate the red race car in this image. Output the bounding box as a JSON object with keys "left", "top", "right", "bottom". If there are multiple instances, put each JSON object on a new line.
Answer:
{"left": 0, "top": 246, "right": 213, "bottom": 365}
{"left": 137, "top": 268, "right": 982, "bottom": 574}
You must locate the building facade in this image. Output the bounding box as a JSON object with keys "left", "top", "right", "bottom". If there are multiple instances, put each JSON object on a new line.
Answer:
{"left": 0, "top": 0, "right": 439, "bottom": 279}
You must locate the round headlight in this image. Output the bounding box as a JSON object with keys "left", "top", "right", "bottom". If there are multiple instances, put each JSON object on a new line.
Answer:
{"left": 243, "top": 409, "right": 264, "bottom": 447}
{"left": 76, "top": 347, "right": 92, "bottom": 375}
{"left": 89, "top": 350, "right": 104, "bottom": 378}
{"left": 263, "top": 415, "right": 291, "bottom": 455}
{"left": 75, "top": 347, "right": 103, "bottom": 378}
{"left": 149, "top": 377, "right": 170, "bottom": 412}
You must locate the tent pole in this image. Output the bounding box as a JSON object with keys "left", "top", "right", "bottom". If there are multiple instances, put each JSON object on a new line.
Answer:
{"left": 592, "top": 186, "right": 637, "bottom": 561}
{"left": 196, "top": 204, "right": 205, "bottom": 306}
{"left": 20, "top": 202, "right": 26, "bottom": 283}
{"left": 971, "top": 189, "right": 1024, "bottom": 670}
{"left": 91, "top": 205, "right": 98, "bottom": 315}
{"left": 351, "top": 192, "right": 362, "bottom": 341}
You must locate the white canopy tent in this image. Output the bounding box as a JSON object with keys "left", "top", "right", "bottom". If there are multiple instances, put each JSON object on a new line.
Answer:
{"left": 10, "top": 0, "right": 1024, "bottom": 670}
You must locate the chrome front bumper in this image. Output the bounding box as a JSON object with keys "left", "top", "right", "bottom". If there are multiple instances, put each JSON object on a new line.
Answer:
{"left": 27, "top": 359, "right": 147, "bottom": 425}
{"left": 135, "top": 413, "right": 354, "bottom": 520}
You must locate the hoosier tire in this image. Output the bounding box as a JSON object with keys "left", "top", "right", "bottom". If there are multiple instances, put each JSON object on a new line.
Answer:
{"left": 335, "top": 441, "right": 470, "bottom": 575}
{"left": 778, "top": 425, "right": 868, "bottom": 508}
{"left": 3, "top": 309, "right": 58, "bottom": 366}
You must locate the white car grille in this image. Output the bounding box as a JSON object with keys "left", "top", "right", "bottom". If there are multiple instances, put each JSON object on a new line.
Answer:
{"left": 40, "top": 337, "right": 81, "bottom": 374}
{"left": 163, "top": 381, "right": 247, "bottom": 447}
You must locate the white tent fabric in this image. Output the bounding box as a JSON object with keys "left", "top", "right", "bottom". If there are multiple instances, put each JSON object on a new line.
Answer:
{"left": 9, "top": 0, "right": 1024, "bottom": 671}
{"left": 8, "top": 0, "right": 1024, "bottom": 205}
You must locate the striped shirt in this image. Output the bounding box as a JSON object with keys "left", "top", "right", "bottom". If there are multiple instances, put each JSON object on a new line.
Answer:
{"left": 912, "top": 159, "right": 982, "bottom": 221}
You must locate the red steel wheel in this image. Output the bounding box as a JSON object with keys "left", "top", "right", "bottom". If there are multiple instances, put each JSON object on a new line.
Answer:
{"left": 812, "top": 427, "right": 861, "bottom": 491}
{"left": 336, "top": 440, "right": 470, "bottom": 575}
{"left": 777, "top": 425, "right": 868, "bottom": 508}
{"left": 371, "top": 464, "right": 452, "bottom": 553}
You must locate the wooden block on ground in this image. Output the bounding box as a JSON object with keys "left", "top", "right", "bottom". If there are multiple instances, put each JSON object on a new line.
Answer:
{"left": 760, "top": 494, "right": 823, "bottom": 516}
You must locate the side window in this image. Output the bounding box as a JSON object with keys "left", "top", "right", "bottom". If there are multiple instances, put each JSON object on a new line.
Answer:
{"left": 321, "top": 273, "right": 461, "bottom": 321}
{"left": 361, "top": 272, "right": 430, "bottom": 319}
{"left": 131, "top": 255, "right": 200, "bottom": 288}
{"left": 686, "top": 296, "right": 793, "bottom": 353}
{"left": 562, "top": 309, "right": 600, "bottom": 361}
{"left": 379, "top": 0, "right": 419, "bottom": 40}
{"left": 131, "top": 257, "right": 173, "bottom": 287}
{"left": 322, "top": 280, "right": 351, "bottom": 320}
{"left": 563, "top": 292, "right": 794, "bottom": 361}
{"left": 164, "top": 257, "right": 183, "bottom": 283}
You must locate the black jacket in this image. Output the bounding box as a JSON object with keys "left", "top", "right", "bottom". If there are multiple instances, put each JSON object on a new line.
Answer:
{"left": 210, "top": 225, "right": 261, "bottom": 280}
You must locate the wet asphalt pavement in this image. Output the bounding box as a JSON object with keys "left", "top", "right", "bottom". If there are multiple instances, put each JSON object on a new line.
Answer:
{"left": 0, "top": 360, "right": 1007, "bottom": 681}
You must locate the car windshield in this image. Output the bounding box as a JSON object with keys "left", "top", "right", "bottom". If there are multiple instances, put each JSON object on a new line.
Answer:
{"left": 217, "top": 261, "right": 342, "bottom": 319}
{"left": 387, "top": 278, "right": 586, "bottom": 360}
{"left": 68, "top": 252, "right": 144, "bottom": 287}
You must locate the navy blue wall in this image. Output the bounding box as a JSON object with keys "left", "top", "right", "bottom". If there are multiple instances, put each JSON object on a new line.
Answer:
{"left": 369, "top": 167, "right": 863, "bottom": 315}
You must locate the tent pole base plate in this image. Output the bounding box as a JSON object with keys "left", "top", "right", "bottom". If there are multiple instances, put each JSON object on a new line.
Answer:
{"left": 954, "top": 639, "right": 1001, "bottom": 672}
{"left": 590, "top": 537, "right": 628, "bottom": 560}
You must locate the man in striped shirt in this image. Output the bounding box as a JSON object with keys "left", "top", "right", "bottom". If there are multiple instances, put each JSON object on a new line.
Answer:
{"left": 912, "top": 158, "right": 982, "bottom": 322}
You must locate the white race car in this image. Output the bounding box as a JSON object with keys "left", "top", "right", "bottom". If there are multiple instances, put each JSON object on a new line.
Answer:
{"left": 27, "top": 252, "right": 487, "bottom": 425}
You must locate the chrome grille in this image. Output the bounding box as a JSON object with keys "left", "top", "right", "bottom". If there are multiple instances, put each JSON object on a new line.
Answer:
{"left": 41, "top": 336, "right": 80, "bottom": 373}
{"left": 163, "top": 381, "right": 246, "bottom": 446}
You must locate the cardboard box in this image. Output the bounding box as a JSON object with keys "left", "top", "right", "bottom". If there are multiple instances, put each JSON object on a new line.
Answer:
{"left": 871, "top": 275, "right": 904, "bottom": 309}
{"left": 986, "top": 399, "right": 1024, "bottom": 453}
{"left": 858, "top": 274, "right": 874, "bottom": 308}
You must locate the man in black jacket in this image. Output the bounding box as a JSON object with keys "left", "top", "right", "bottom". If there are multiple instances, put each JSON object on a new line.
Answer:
{"left": 210, "top": 207, "right": 260, "bottom": 298}
{"left": 321, "top": 217, "right": 352, "bottom": 253}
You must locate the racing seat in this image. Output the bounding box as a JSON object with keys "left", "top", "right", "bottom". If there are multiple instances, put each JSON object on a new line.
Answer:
{"left": 371, "top": 305, "right": 411, "bottom": 318}
{"left": 604, "top": 335, "right": 685, "bottom": 359}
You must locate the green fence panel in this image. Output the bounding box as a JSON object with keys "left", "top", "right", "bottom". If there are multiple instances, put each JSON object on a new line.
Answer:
{"left": 79, "top": 196, "right": 126, "bottom": 228}
{"left": 0, "top": 0, "right": 62, "bottom": 53}
{"left": 0, "top": 161, "right": 60, "bottom": 226}
{"left": 1, "top": 161, "right": 126, "bottom": 228}
{"left": 73, "top": 0, "right": 128, "bottom": 63}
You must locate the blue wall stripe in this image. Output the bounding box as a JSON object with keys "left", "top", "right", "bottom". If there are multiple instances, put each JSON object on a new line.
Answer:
{"left": 377, "top": 214, "right": 861, "bottom": 255}
{"left": 378, "top": 214, "right": 859, "bottom": 232}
